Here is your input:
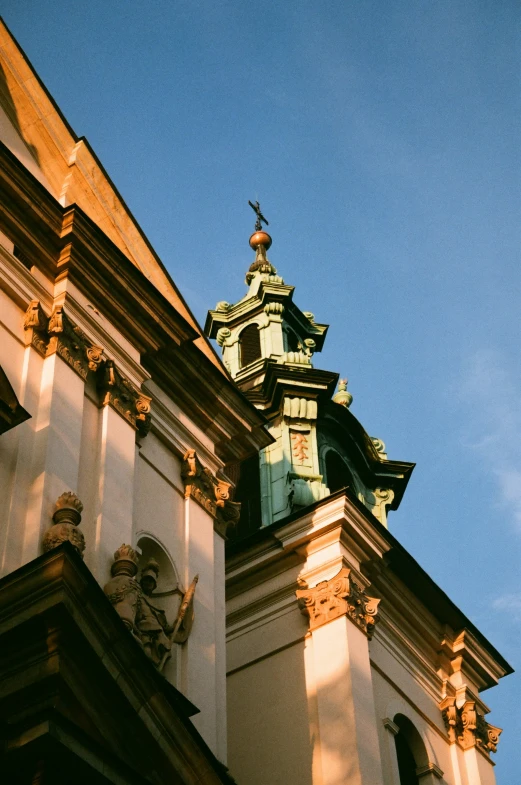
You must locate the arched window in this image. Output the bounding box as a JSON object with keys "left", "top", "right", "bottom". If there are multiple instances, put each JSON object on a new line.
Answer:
{"left": 393, "top": 715, "right": 429, "bottom": 785}
{"left": 324, "top": 450, "right": 352, "bottom": 493}
{"left": 239, "top": 324, "right": 261, "bottom": 367}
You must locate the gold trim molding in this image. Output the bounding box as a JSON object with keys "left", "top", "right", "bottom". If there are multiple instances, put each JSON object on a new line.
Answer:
{"left": 296, "top": 566, "right": 380, "bottom": 638}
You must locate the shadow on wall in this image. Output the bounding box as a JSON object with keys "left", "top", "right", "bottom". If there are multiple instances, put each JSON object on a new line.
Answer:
{"left": 0, "top": 60, "right": 41, "bottom": 165}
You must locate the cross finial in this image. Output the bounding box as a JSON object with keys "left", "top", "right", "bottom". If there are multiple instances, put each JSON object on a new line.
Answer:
{"left": 248, "top": 200, "right": 269, "bottom": 232}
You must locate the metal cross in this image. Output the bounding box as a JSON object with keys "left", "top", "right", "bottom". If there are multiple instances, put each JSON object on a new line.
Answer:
{"left": 248, "top": 200, "right": 269, "bottom": 232}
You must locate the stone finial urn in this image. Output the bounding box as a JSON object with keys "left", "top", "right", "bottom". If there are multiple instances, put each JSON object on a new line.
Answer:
{"left": 42, "top": 491, "right": 85, "bottom": 557}
{"left": 104, "top": 544, "right": 140, "bottom": 631}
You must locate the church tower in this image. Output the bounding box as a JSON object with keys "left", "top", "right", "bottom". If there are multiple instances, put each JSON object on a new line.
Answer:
{"left": 205, "top": 204, "right": 414, "bottom": 531}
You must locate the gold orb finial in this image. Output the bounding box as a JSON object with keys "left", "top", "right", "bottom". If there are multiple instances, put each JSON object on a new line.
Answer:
{"left": 249, "top": 230, "right": 272, "bottom": 250}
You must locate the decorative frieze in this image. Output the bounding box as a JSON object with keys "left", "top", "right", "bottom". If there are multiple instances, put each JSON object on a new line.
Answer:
{"left": 296, "top": 566, "right": 380, "bottom": 639}
{"left": 181, "top": 449, "right": 241, "bottom": 536}
{"left": 23, "top": 301, "right": 152, "bottom": 436}
{"left": 441, "top": 697, "right": 502, "bottom": 756}
{"left": 42, "top": 491, "right": 85, "bottom": 557}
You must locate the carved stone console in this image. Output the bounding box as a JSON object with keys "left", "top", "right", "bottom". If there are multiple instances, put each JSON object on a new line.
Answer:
{"left": 24, "top": 301, "right": 151, "bottom": 437}
{"left": 440, "top": 696, "right": 502, "bottom": 756}
{"left": 181, "top": 449, "right": 240, "bottom": 537}
{"left": 97, "top": 359, "right": 151, "bottom": 437}
{"left": 296, "top": 566, "right": 380, "bottom": 639}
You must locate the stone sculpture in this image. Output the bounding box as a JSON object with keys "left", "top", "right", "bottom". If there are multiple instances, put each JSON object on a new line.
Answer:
{"left": 104, "top": 545, "right": 198, "bottom": 670}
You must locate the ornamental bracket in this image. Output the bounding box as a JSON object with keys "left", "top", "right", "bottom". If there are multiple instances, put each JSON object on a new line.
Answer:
{"left": 181, "top": 449, "right": 240, "bottom": 537}
{"left": 440, "top": 696, "right": 502, "bottom": 756}
{"left": 296, "top": 566, "right": 380, "bottom": 639}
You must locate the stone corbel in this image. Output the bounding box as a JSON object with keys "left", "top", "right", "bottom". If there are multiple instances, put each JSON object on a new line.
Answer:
{"left": 296, "top": 566, "right": 380, "bottom": 639}
{"left": 440, "top": 696, "right": 501, "bottom": 756}
{"left": 23, "top": 299, "right": 49, "bottom": 356}
{"left": 47, "top": 305, "right": 104, "bottom": 381}
{"left": 181, "top": 449, "right": 240, "bottom": 537}
{"left": 97, "top": 359, "right": 151, "bottom": 437}
{"left": 24, "top": 301, "right": 105, "bottom": 380}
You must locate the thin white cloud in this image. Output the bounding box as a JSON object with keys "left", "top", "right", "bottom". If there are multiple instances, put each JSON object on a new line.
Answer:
{"left": 456, "top": 348, "right": 521, "bottom": 528}
{"left": 492, "top": 593, "right": 521, "bottom": 624}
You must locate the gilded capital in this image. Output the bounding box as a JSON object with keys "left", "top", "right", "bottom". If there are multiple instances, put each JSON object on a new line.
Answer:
{"left": 296, "top": 567, "right": 380, "bottom": 638}
{"left": 440, "top": 696, "right": 502, "bottom": 755}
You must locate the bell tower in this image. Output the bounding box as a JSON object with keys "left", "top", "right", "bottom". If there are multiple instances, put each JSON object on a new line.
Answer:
{"left": 205, "top": 205, "right": 414, "bottom": 529}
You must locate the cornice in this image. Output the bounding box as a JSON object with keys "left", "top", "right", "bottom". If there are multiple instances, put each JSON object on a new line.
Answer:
{"left": 226, "top": 494, "right": 391, "bottom": 600}
{"left": 439, "top": 627, "right": 509, "bottom": 690}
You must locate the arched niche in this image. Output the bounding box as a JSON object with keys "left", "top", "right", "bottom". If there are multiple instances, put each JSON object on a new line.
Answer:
{"left": 393, "top": 714, "right": 430, "bottom": 785}
{"left": 136, "top": 534, "right": 182, "bottom": 684}
{"left": 239, "top": 323, "right": 262, "bottom": 367}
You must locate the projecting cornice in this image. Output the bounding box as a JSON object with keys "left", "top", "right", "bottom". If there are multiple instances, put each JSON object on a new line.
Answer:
{"left": 0, "top": 142, "right": 271, "bottom": 462}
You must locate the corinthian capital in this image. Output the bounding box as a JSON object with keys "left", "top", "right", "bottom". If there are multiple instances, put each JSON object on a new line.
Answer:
{"left": 440, "top": 696, "right": 502, "bottom": 755}
{"left": 296, "top": 566, "right": 380, "bottom": 638}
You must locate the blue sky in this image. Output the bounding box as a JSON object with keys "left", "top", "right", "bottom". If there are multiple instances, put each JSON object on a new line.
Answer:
{"left": 4, "top": 1, "right": 520, "bottom": 777}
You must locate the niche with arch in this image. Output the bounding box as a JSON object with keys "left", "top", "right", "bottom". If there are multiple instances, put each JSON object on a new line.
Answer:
{"left": 136, "top": 535, "right": 183, "bottom": 684}
{"left": 239, "top": 324, "right": 262, "bottom": 367}
{"left": 393, "top": 714, "right": 430, "bottom": 785}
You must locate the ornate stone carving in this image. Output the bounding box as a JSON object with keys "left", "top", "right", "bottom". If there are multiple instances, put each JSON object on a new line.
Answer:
{"left": 104, "top": 547, "right": 198, "bottom": 670}
{"left": 181, "top": 449, "right": 241, "bottom": 536}
{"left": 42, "top": 491, "right": 85, "bottom": 557}
{"left": 98, "top": 359, "right": 152, "bottom": 437}
{"left": 296, "top": 567, "right": 380, "bottom": 638}
{"left": 264, "top": 302, "right": 284, "bottom": 316}
{"left": 23, "top": 304, "right": 150, "bottom": 437}
{"left": 371, "top": 437, "right": 388, "bottom": 459}
{"left": 283, "top": 396, "right": 318, "bottom": 421}
{"left": 291, "top": 431, "right": 309, "bottom": 464}
{"left": 441, "top": 697, "right": 502, "bottom": 755}
{"left": 283, "top": 350, "right": 311, "bottom": 365}
{"left": 23, "top": 299, "right": 49, "bottom": 356}
{"left": 48, "top": 306, "right": 103, "bottom": 381}
{"left": 216, "top": 327, "right": 232, "bottom": 346}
